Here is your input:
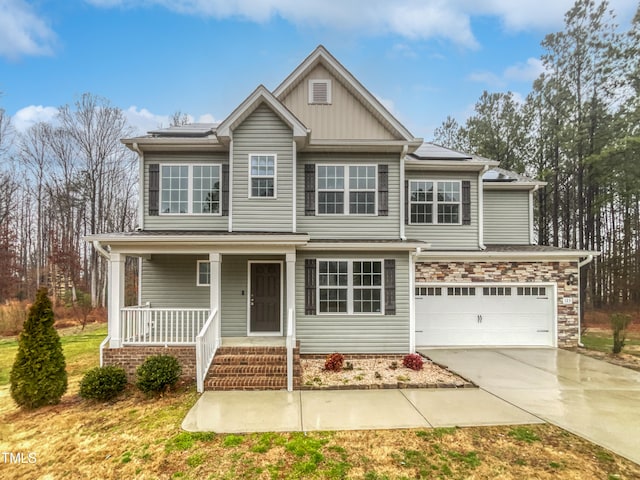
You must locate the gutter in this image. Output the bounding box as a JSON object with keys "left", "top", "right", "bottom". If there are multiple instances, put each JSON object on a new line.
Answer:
{"left": 577, "top": 254, "right": 595, "bottom": 348}
{"left": 92, "top": 240, "right": 111, "bottom": 260}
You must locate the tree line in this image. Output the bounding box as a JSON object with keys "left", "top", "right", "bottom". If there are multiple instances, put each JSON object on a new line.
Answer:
{"left": 433, "top": 0, "right": 640, "bottom": 310}
{"left": 0, "top": 93, "right": 138, "bottom": 306}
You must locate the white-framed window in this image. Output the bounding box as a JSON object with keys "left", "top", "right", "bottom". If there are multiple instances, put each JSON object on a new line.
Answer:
{"left": 317, "top": 165, "right": 377, "bottom": 215}
{"left": 318, "top": 259, "right": 383, "bottom": 314}
{"left": 308, "top": 79, "right": 332, "bottom": 104}
{"left": 447, "top": 286, "right": 475, "bottom": 296}
{"left": 249, "top": 154, "right": 276, "bottom": 198}
{"left": 160, "top": 164, "right": 221, "bottom": 215}
{"left": 197, "top": 260, "right": 210, "bottom": 286}
{"left": 409, "top": 179, "right": 461, "bottom": 224}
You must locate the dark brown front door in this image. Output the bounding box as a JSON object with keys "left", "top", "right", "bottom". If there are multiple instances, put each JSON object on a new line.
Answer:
{"left": 250, "top": 263, "right": 281, "bottom": 333}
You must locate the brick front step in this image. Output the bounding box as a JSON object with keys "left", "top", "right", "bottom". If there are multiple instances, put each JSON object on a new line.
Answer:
{"left": 205, "top": 376, "right": 292, "bottom": 390}
{"left": 204, "top": 344, "right": 301, "bottom": 391}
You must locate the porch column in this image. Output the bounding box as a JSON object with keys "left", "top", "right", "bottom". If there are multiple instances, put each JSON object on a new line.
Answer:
{"left": 286, "top": 252, "right": 296, "bottom": 336}
{"left": 108, "top": 252, "right": 126, "bottom": 348}
{"left": 209, "top": 253, "right": 222, "bottom": 337}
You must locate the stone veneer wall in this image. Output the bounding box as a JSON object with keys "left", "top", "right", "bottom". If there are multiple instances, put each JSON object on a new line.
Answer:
{"left": 415, "top": 261, "right": 580, "bottom": 348}
{"left": 103, "top": 346, "right": 196, "bottom": 383}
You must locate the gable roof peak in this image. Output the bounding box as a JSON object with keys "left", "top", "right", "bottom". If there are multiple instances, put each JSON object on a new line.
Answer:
{"left": 274, "top": 45, "right": 417, "bottom": 142}
{"left": 216, "top": 84, "right": 308, "bottom": 145}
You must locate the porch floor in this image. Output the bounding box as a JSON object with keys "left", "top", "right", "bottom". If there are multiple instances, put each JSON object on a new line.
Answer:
{"left": 221, "top": 337, "right": 286, "bottom": 347}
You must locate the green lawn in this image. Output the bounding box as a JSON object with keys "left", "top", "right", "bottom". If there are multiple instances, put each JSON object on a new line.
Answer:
{"left": 0, "top": 323, "right": 107, "bottom": 386}
{"left": 581, "top": 329, "right": 640, "bottom": 357}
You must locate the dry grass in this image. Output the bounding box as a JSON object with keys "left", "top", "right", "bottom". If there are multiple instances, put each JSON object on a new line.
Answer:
{"left": 1, "top": 321, "right": 639, "bottom": 479}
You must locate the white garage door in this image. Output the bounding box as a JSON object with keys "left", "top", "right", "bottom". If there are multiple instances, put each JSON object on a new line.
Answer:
{"left": 415, "top": 284, "right": 555, "bottom": 347}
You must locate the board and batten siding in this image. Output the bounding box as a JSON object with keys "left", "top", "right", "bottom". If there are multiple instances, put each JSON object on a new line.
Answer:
{"left": 484, "top": 189, "right": 531, "bottom": 244}
{"left": 279, "top": 64, "right": 396, "bottom": 141}
{"left": 232, "top": 103, "right": 294, "bottom": 232}
{"left": 405, "top": 171, "right": 479, "bottom": 250}
{"left": 295, "top": 251, "right": 410, "bottom": 354}
{"left": 143, "top": 153, "right": 229, "bottom": 231}
{"left": 141, "top": 255, "right": 209, "bottom": 308}
{"left": 296, "top": 153, "right": 401, "bottom": 240}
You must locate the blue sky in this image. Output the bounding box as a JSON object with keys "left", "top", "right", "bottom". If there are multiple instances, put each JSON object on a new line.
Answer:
{"left": 0, "top": 0, "right": 637, "bottom": 139}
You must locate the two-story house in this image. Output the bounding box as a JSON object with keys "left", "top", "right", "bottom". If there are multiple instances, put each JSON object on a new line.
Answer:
{"left": 88, "top": 46, "right": 596, "bottom": 392}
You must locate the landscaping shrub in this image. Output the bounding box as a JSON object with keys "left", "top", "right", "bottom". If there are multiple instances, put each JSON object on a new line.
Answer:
{"left": 324, "top": 353, "right": 344, "bottom": 372}
{"left": 79, "top": 366, "right": 127, "bottom": 401}
{"left": 611, "top": 313, "right": 632, "bottom": 354}
{"left": 10, "top": 288, "right": 68, "bottom": 408}
{"left": 402, "top": 353, "right": 424, "bottom": 371}
{"left": 136, "top": 355, "right": 182, "bottom": 394}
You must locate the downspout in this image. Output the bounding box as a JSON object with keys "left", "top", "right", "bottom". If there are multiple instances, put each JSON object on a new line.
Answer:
{"left": 228, "top": 132, "right": 234, "bottom": 232}
{"left": 292, "top": 139, "right": 297, "bottom": 233}
{"left": 478, "top": 166, "right": 489, "bottom": 250}
{"left": 577, "top": 254, "right": 595, "bottom": 347}
{"left": 400, "top": 145, "right": 408, "bottom": 241}
{"left": 529, "top": 185, "right": 541, "bottom": 245}
{"left": 132, "top": 142, "right": 144, "bottom": 231}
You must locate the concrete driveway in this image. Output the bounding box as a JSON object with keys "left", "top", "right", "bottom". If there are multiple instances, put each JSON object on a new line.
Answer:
{"left": 419, "top": 347, "right": 640, "bottom": 465}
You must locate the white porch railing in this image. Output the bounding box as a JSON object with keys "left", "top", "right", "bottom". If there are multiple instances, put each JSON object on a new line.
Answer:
{"left": 286, "top": 307, "right": 295, "bottom": 392}
{"left": 196, "top": 309, "right": 220, "bottom": 393}
{"left": 120, "top": 307, "right": 210, "bottom": 345}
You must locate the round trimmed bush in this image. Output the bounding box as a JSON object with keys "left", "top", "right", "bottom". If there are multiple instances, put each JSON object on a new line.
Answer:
{"left": 79, "top": 366, "right": 127, "bottom": 401}
{"left": 136, "top": 355, "right": 182, "bottom": 394}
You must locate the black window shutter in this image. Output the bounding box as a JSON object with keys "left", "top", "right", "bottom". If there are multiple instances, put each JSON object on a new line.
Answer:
{"left": 378, "top": 164, "right": 388, "bottom": 216}
{"left": 462, "top": 180, "right": 471, "bottom": 225}
{"left": 404, "top": 180, "right": 409, "bottom": 225}
{"left": 148, "top": 164, "right": 159, "bottom": 216}
{"left": 221, "top": 164, "right": 229, "bottom": 216}
{"left": 384, "top": 259, "right": 396, "bottom": 315}
{"left": 305, "top": 163, "right": 315, "bottom": 216}
{"left": 305, "top": 259, "right": 316, "bottom": 314}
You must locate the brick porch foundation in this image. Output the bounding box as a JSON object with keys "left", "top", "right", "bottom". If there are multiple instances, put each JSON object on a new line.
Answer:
{"left": 102, "top": 346, "right": 196, "bottom": 383}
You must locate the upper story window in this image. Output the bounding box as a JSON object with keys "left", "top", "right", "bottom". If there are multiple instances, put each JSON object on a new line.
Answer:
{"left": 249, "top": 154, "right": 276, "bottom": 198}
{"left": 308, "top": 79, "right": 332, "bottom": 104}
{"left": 317, "top": 165, "right": 377, "bottom": 215}
{"left": 161, "top": 164, "right": 220, "bottom": 215}
{"left": 409, "top": 180, "right": 461, "bottom": 225}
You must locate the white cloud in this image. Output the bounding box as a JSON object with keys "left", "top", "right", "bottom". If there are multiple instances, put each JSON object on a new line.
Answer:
{"left": 13, "top": 105, "right": 58, "bottom": 132}
{"left": 197, "top": 113, "right": 217, "bottom": 124}
{"left": 469, "top": 57, "right": 547, "bottom": 88}
{"left": 84, "top": 0, "right": 639, "bottom": 49}
{"left": 124, "top": 106, "right": 170, "bottom": 134}
{"left": 504, "top": 57, "right": 545, "bottom": 82}
{"left": 0, "top": 0, "right": 56, "bottom": 60}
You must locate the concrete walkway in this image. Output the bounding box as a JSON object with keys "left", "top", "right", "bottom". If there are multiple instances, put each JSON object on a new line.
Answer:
{"left": 419, "top": 348, "right": 640, "bottom": 465}
{"left": 182, "top": 388, "right": 541, "bottom": 433}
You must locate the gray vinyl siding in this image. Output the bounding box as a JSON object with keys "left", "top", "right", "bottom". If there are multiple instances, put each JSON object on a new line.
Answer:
{"left": 484, "top": 189, "right": 530, "bottom": 244}
{"left": 232, "top": 104, "right": 294, "bottom": 232}
{"left": 141, "top": 254, "right": 288, "bottom": 335}
{"left": 141, "top": 255, "right": 209, "bottom": 308}
{"left": 405, "top": 171, "right": 479, "bottom": 250}
{"left": 143, "top": 153, "right": 229, "bottom": 231}
{"left": 296, "top": 153, "right": 401, "bottom": 239}
{"left": 295, "top": 251, "right": 410, "bottom": 354}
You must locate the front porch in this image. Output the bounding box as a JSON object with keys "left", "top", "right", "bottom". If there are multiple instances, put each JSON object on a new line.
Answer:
{"left": 104, "top": 304, "right": 299, "bottom": 392}
{"left": 98, "top": 236, "right": 307, "bottom": 393}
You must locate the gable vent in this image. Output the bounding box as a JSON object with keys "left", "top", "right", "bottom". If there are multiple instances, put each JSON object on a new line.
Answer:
{"left": 309, "top": 79, "right": 331, "bottom": 104}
